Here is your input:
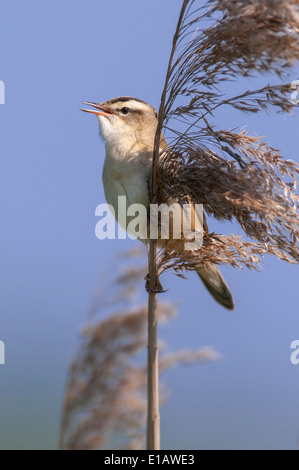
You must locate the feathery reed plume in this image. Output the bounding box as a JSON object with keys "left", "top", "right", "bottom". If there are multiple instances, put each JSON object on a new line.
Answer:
{"left": 146, "top": 0, "right": 298, "bottom": 450}
{"left": 151, "top": 0, "right": 299, "bottom": 275}
{"left": 59, "top": 248, "right": 219, "bottom": 450}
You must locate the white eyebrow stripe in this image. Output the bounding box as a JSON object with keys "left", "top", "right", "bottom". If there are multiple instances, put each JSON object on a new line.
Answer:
{"left": 113, "top": 99, "right": 153, "bottom": 113}
{"left": 126, "top": 100, "right": 150, "bottom": 111}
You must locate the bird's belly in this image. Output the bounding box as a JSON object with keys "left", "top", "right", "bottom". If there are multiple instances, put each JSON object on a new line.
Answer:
{"left": 102, "top": 163, "right": 150, "bottom": 241}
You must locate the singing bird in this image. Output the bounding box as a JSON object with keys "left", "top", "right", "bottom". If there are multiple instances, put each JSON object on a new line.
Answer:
{"left": 81, "top": 96, "right": 234, "bottom": 310}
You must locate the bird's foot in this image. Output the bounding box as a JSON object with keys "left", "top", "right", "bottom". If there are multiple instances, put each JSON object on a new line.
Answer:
{"left": 145, "top": 273, "right": 166, "bottom": 293}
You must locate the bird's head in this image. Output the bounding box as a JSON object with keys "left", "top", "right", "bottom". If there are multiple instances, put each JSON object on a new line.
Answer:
{"left": 81, "top": 96, "right": 160, "bottom": 153}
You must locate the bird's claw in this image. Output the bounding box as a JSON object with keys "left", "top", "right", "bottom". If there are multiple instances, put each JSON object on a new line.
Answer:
{"left": 145, "top": 273, "right": 166, "bottom": 293}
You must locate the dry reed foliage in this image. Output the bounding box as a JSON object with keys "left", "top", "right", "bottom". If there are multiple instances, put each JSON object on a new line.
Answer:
{"left": 153, "top": 0, "right": 299, "bottom": 275}
{"left": 59, "top": 251, "right": 219, "bottom": 450}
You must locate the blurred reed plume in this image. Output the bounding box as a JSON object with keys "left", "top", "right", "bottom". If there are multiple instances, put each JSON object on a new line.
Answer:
{"left": 59, "top": 248, "right": 219, "bottom": 450}
{"left": 151, "top": 0, "right": 299, "bottom": 277}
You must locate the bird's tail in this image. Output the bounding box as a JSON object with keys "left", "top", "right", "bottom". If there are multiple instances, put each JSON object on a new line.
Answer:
{"left": 197, "top": 265, "right": 234, "bottom": 310}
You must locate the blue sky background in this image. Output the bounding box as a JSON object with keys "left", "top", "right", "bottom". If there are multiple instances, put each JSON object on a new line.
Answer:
{"left": 0, "top": 0, "right": 298, "bottom": 450}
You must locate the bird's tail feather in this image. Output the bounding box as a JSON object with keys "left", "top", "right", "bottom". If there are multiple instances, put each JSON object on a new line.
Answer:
{"left": 197, "top": 265, "right": 234, "bottom": 310}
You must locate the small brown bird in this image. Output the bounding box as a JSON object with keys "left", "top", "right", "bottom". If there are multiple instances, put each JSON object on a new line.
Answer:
{"left": 81, "top": 96, "right": 234, "bottom": 310}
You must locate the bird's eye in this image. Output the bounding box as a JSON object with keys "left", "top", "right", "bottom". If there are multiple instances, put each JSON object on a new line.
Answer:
{"left": 120, "top": 107, "right": 130, "bottom": 115}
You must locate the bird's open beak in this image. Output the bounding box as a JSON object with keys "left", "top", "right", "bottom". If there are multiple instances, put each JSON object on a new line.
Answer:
{"left": 80, "top": 102, "right": 115, "bottom": 117}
